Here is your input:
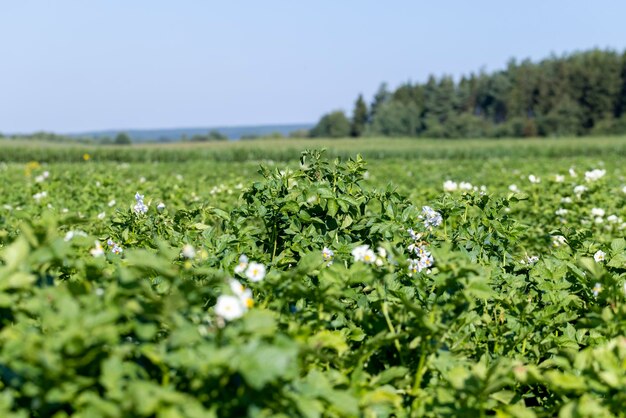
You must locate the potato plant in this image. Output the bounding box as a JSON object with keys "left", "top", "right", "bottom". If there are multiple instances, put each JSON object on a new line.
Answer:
{"left": 0, "top": 148, "right": 625, "bottom": 417}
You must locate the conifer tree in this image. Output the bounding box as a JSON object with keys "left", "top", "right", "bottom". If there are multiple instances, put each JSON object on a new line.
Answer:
{"left": 350, "top": 94, "right": 368, "bottom": 137}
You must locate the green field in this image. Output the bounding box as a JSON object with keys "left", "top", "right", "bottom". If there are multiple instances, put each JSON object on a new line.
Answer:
{"left": 3, "top": 135, "right": 626, "bottom": 163}
{"left": 1, "top": 138, "right": 626, "bottom": 417}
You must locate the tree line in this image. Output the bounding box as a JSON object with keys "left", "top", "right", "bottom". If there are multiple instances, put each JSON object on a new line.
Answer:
{"left": 0, "top": 130, "right": 229, "bottom": 145}
{"left": 311, "top": 49, "right": 626, "bottom": 138}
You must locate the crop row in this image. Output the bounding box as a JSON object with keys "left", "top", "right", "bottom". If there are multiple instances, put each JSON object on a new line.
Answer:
{"left": 0, "top": 149, "right": 625, "bottom": 416}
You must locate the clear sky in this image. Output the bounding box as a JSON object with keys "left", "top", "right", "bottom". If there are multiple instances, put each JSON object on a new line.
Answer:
{"left": 2, "top": 1, "right": 625, "bottom": 133}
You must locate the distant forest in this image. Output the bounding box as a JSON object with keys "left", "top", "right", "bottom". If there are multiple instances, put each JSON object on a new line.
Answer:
{"left": 5, "top": 49, "right": 626, "bottom": 143}
{"left": 0, "top": 124, "right": 313, "bottom": 144}
{"left": 312, "top": 49, "right": 626, "bottom": 138}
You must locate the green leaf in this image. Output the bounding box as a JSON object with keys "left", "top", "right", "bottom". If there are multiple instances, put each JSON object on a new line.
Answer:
{"left": 0, "top": 237, "right": 29, "bottom": 271}
{"left": 610, "top": 238, "right": 625, "bottom": 253}
{"left": 242, "top": 310, "right": 277, "bottom": 337}
{"left": 327, "top": 199, "right": 338, "bottom": 217}
{"left": 544, "top": 371, "right": 587, "bottom": 392}
{"left": 372, "top": 366, "right": 409, "bottom": 385}
{"left": 308, "top": 330, "right": 349, "bottom": 356}
{"left": 607, "top": 253, "right": 626, "bottom": 268}
{"left": 490, "top": 390, "right": 516, "bottom": 405}
{"left": 2, "top": 272, "right": 36, "bottom": 289}
{"left": 238, "top": 339, "right": 298, "bottom": 389}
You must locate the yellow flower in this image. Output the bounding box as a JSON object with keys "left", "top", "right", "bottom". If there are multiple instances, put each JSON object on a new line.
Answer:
{"left": 24, "top": 161, "right": 40, "bottom": 176}
{"left": 83, "top": 153, "right": 91, "bottom": 161}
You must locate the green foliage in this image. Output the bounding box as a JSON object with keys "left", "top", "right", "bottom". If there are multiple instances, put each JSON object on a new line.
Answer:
{"left": 1, "top": 147, "right": 626, "bottom": 416}
{"left": 350, "top": 94, "right": 368, "bottom": 137}
{"left": 310, "top": 111, "right": 351, "bottom": 138}
{"left": 537, "top": 95, "right": 585, "bottom": 136}
{"left": 324, "top": 48, "right": 626, "bottom": 139}
{"left": 369, "top": 82, "right": 391, "bottom": 121}
{"left": 591, "top": 114, "right": 626, "bottom": 135}
{"left": 189, "top": 130, "right": 228, "bottom": 142}
{"left": 3, "top": 131, "right": 95, "bottom": 144}
{"left": 370, "top": 101, "right": 422, "bottom": 137}
{"left": 4, "top": 136, "right": 626, "bottom": 164}
{"left": 288, "top": 129, "right": 310, "bottom": 139}
{"left": 114, "top": 132, "right": 132, "bottom": 145}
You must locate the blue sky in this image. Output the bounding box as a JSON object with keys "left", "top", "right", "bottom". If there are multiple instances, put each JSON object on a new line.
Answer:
{"left": 2, "top": 1, "right": 625, "bottom": 133}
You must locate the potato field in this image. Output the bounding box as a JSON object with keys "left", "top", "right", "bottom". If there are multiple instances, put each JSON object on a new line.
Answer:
{"left": 1, "top": 138, "right": 626, "bottom": 417}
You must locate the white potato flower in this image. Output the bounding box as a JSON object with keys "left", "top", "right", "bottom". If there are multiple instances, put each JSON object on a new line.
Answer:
{"left": 133, "top": 192, "right": 148, "bottom": 214}
{"left": 134, "top": 202, "right": 148, "bottom": 214}
{"left": 182, "top": 244, "right": 196, "bottom": 259}
{"left": 33, "top": 191, "right": 48, "bottom": 201}
{"left": 443, "top": 180, "right": 458, "bottom": 192}
{"left": 362, "top": 248, "right": 377, "bottom": 264}
{"left": 64, "top": 230, "right": 87, "bottom": 241}
{"left": 592, "top": 282, "right": 602, "bottom": 297}
{"left": 521, "top": 255, "right": 539, "bottom": 265}
{"left": 351, "top": 244, "right": 380, "bottom": 264}
{"left": 459, "top": 182, "right": 473, "bottom": 191}
{"left": 573, "top": 185, "right": 587, "bottom": 196}
{"left": 229, "top": 279, "right": 254, "bottom": 310}
{"left": 591, "top": 208, "right": 605, "bottom": 217}
{"left": 585, "top": 169, "right": 606, "bottom": 182}
{"left": 215, "top": 295, "right": 246, "bottom": 321}
{"left": 594, "top": 250, "right": 606, "bottom": 263}
{"left": 407, "top": 228, "right": 422, "bottom": 241}
{"left": 351, "top": 245, "right": 370, "bottom": 262}
{"left": 421, "top": 206, "right": 442, "bottom": 228}
{"left": 322, "top": 247, "right": 334, "bottom": 262}
{"left": 90, "top": 241, "right": 104, "bottom": 257}
{"left": 234, "top": 254, "right": 249, "bottom": 274}
{"left": 245, "top": 262, "right": 266, "bottom": 282}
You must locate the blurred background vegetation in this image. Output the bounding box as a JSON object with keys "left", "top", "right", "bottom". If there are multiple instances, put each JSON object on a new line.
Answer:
{"left": 3, "top": 48, "right": 626, "bottom": 144}
{"left": 312, "top": 49, "right": 626, "bottom": 139}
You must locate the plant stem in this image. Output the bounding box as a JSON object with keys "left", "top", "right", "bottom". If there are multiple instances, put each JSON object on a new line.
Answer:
{"left": 411, "top": 346, "right": 427, "bottom": 411}
{"left": 382, "top": 302, "right": 402, "bottom": 354}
